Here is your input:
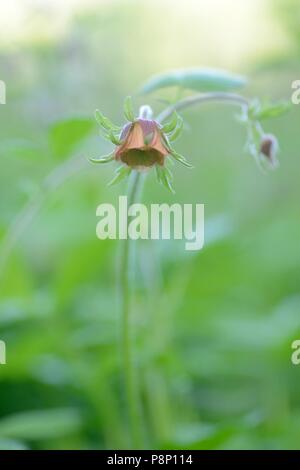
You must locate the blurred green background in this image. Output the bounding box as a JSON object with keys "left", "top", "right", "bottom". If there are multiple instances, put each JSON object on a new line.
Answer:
{"left": 0, "top": 0, "right": 300, "bottom": 450}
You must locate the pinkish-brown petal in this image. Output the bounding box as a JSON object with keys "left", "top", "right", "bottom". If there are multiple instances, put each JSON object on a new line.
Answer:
{"left": 119, "top": 122, "right": 133, "bottom": 140}
{"left": 124, "top": 122, "right": 145, "bottom": 149}
{"left": 116, "top": 122, "right": 145, "bottom": 159}
{"left": 150, "top": 128, "right": 169, "bottom": 156}
{"left": 137, "top": 118, "right": 157, "bottom": 138}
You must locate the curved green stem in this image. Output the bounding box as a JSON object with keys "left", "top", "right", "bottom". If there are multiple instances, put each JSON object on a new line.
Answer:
{"left": 156, "top": 92, "right": 249, "bottom": 123}
{"left": 119, "top": 170, "right": 144, "bottom": 448}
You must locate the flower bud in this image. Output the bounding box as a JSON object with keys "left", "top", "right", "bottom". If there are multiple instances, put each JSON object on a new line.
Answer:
{"left": 260, "top": 134, "right": 279, "bottom": 168}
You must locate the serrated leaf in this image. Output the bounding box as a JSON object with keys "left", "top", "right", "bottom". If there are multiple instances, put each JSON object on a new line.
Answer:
{"left": 49, "top": 118, "right": 94, "bottom": 159}
{"left": 94, "top": 110, "right": 120, "bottom": 131}
{"left": 89, "top": 152, "right": 115, "bottom": 164}
{"left": 123, "top": 96, "right": 135, "bottom": 122}
{"left": 108, "top": 166, "right": 131, "bottom": 186}
{"left": 141, "top": 68, "right": 247, "bottom": 94}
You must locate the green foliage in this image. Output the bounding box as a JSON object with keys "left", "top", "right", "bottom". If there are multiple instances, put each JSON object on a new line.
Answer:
{"left": 0, "top": 409, "right": 82, "bottom": 440}
{"left": 141, "top": 68, "right": 247, "bottom": 94}
{"left": 249, "top": 100, "right": 291, "bottom": 121}
{"left": 0, "top": 439, "right": 28, "bottom": 450}
{"left": 49, "top": 118, "right": 94, "bottom": 159}
{"left": 0, "top": 0, "right": 299, "bottom": 452}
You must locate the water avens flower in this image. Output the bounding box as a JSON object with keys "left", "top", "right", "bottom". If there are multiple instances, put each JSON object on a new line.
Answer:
{"left": 116, "top": 120, "right": 168, "bottom": 168}
{"left": 90, "top": 97, "right": 192, "bottom": 193}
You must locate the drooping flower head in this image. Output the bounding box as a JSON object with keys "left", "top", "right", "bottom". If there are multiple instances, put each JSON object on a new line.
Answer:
{"left": 90, "top": 97, "right": 192, "bottom": 192}
{"left": 245, "top": 99, "right": 282, "bottom": 171}
{"left": 259, "top": 134, "right": 279, "bottom": 169}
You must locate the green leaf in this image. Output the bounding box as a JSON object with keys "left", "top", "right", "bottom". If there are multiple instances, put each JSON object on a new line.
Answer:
{"left": 0, "top": 408, "right": 82, "bottom": 440}
{"left": 49, "top": 118, "right": 94, "bottom": 159}
{"left": 0, "top": 139, "right": 42, "bottom": 160}
{"left": 94, "top": 110, "right": 120, "bottom": 131}
{"left": 250, "top": 101, "right": 291, "bottom": 121}
{"left": 89, "top": 152, "right": 115, "bottom": 164}
{"left": 141, "top": 68, "right": 247, "bottom": 94}
{"left": 123, "top": 96, "right": 135, "bottom": 122}
{"left": 108, "top": 166, "right": 132, "bottom": 186}
{"left": 161, "top": 112, "right": 179, "bottom": 133}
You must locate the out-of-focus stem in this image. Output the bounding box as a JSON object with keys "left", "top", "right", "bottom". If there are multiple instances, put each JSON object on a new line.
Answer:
{"left": 156, "top": 92, "right": 249, "bottom": 123}
{"left": 119, "top": 105, "right": 151, "bottom": 448}
{"left": 119, "top": 170, "right": 144, "bottom": 448}
{"left": 0, "top": 155, "right": 87, "bottom": 283}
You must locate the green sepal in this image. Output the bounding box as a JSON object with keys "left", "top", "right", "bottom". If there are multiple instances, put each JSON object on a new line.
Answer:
{"left": 98, "top": 126, "right": 123, "bottom": 145}
{"left": 108, "top": 165, "right": 132, "bottom": 186}
{"left": 155, "top": 165, "right": 162, "bottom": 184}
{"left": 107, "top": 131, "right": 123, "bottom": 146}
{"left": 97, "top": 126, "right": 122, "bottom": 145}
{"left": 95, "top": 109, "right": 121, "bottom": 132}
{"left": 168, "top": 116, "right": 184, "bottom": 142}
{"left": 164, "top": 164, "right": 174, "bottom": 181}
{"left": 89, "top": 152, "right": 115, "bottom": 164}
{"left": 157, "top": 166, "right": 175, "bottom": 194}
{"left": 123, "top": 96, "right": 135, "bottom": 122}
{"left": 170, "top": 149, "right": 193, "bottom": 168}
{"left": 161, "top": 112, "right": 179, "bottom": 134}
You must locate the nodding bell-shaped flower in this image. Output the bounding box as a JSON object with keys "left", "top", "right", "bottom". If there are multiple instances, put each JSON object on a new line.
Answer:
{"left": 89, "top": 97, "right": 192, "bottom": 193}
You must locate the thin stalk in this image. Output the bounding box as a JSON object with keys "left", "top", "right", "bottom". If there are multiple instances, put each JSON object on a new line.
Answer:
{"left": 156, "top": 92, "right": 249, "bottom": 123}
{"left": 119, "top": 170, "right": 144, "bottom": 448}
